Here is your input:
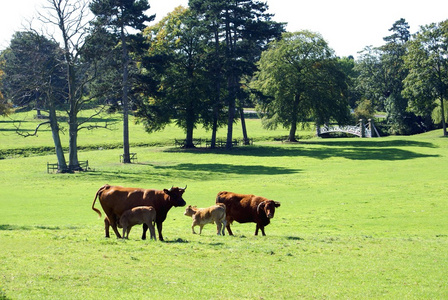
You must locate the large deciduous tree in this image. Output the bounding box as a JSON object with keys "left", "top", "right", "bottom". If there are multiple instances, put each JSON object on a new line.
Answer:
{"left": 0, "top": 59, "right": 12, "bottom": 116}
{"left": 90, "top": 0, "right": 154, "bottom": 162}
{"left": 38, "top": 0, "right": 104, "bottom": 171}
{"left": 1, "top": 31, "right": 68, "bottom": 170}
{"left": 250, "top": 31, "right": 350, "bottom": 141}
{"left": 403, "top": 20, "right": 448, "bottom": 136}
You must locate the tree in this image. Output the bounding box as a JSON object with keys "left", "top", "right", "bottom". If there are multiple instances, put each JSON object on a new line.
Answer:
{"left": 0, "top": 55, "right": 12, "bottom": 116}
{"left": 403, "top": 20, "right": 448, "bottom": 136}
{"left": 137, "top": 6, "right": 209, "bottom": 148}
{"left": 250, "top": 31, "right": 350, "bottom": 141}
{"left": 38, "top": 0, "right": 106, "bottom": 171}
{"left": 90, "top": 0, "right": 154, "bottom": 163}
{"left": 1, "top": 31, "right": 68, "bottom": 171}
{"left": 380, "top": 18, "right": 416, "bottom": 135}
{"left": 190, "top": 0, "right": 284, "bottom": 149}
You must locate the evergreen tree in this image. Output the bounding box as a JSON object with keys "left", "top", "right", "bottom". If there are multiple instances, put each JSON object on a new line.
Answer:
{"left": 90, "top": 0, "right": 154, "bottom": 162}
{"left": 190, "top": 0, "right": 284, "bottom": 148}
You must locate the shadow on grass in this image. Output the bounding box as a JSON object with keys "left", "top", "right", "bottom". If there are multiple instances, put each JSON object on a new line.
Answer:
{"left": 163, "top": 238, "right": 189, "bottom": 244}
{"left": 0, "top": 224, "right": 32, "bottom": 231}
{"left": 168, "top": 141, "right": 438, "bottom": 161}
{"left": 84, "top": 163, "right": 300, "bottom": 183}
{"left": 301, "top": 139, "right": 437, "bottom": 148}
{"left": 0, "top": 224, "right": 63, "bottom": 231}
{"left": 153, "top": 163, "right": 300, "bottom": 175}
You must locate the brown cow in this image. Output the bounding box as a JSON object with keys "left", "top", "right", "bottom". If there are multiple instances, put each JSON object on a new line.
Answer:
{"left": 120, "top": 206, "right": 157, "bottom": 240}
{"left": 216, "top": 191, "right": 280, "bottom": 236}
{"left": 92, "top": 184, "right": 187, "bottom": 241}
{"left": 183, "top": 204, "right": 226, "bottom": 235}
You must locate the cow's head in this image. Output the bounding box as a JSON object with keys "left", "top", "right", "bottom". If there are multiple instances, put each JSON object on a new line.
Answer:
{"left": 164, "top": 186, "right": 187, "bottom": 207}
{"left": 257, "top": 200, "right": 281, "bottom": 219}
{"left": 183, "top": 205, "right": 197, "bottom": 217}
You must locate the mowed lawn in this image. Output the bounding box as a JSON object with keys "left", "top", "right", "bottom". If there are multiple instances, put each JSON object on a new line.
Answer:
{"left": 0, "top": 112, "right": 447, "bottom": 299}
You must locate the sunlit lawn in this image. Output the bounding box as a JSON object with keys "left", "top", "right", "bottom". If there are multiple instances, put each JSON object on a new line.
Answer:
{"left": 0, "top": 111, "right": 447, "bottom": 299}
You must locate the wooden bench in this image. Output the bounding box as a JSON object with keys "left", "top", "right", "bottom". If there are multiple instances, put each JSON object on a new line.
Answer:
{"left": 205, "top": 139, "right": 239, "bottom": 148}
{"left": 120, "top": 153, "right": 137, "bottom": 163}
{"left": 174, "top": 139, "right": 202, "bottom": 148}
{"left": 47, "top": 160, "right": 90, "bottom": 173}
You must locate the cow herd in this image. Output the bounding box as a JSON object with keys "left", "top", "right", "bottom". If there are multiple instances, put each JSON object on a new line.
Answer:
{"left": 91, "top": 184, "right": 281, "bottom": 241}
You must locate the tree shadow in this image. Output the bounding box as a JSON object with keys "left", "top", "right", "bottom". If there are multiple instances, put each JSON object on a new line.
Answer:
{"left": 153, "top": 163, "right": 300, "bottom": 176}
{"left": 84, "top": 162, "right": 300, "bottom": 183}
{"left": 170, "top": 141, "right": 439, "bottom": 161}
{"left": 302, "top": 139, "right": 437, "bottom": 148}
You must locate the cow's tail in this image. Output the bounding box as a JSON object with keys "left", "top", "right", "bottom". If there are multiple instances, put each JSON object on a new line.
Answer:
{"left": 92, "top": 184, "right": 110, "bottom": 218}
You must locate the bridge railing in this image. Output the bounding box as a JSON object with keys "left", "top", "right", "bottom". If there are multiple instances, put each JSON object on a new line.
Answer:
{"left": 317, "top": 119, "right": 379, "bottom": 138}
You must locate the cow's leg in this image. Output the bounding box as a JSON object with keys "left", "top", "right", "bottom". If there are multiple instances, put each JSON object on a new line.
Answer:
{"left": 199, "top": 225, "right": 204, "bottom": 235}
{"left": 104, "top": 218, "right": 110, "bottom": 238}
{"left": 226, "top": 223, "right": 234, "bottom": 236}
{"left": 222, "top": 220, "right": 226, "bottom": 236}
{"left": 126, "top": 226, "right": 132, "bottom": 239}
{"left": 255, "top": 223, "right": 266, "bottom": 236}
{"left": 122, "top": 227, "right": 126, "bottom": 239}
{"left": 147, "top": 222, "right": 156, "bottom": 241}
{"left": 191, "top": 223, "right": 196, "bottom": 234}
{"left": 110, "top": 221, "right": 122, "bottom": 238}
{"left": 216, "top": 221, "right": 222, "bottom": 235}
{"left": 142, "top": 223, "right": 148, "bottom": 240}
{"left": 156, "top": 221, "right": 164, "bottom": 241}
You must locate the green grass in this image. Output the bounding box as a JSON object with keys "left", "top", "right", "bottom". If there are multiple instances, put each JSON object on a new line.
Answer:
{"left": 0, "top": 112, "right": 448, "bottom": 299}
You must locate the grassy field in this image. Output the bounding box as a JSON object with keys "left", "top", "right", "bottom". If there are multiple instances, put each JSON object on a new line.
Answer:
{"left": 0, "top": 112, "right": 447, "bottom": 299}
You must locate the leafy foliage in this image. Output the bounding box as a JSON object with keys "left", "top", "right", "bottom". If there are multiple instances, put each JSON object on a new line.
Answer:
{"left": 250, "top": 31, "right": 350, "bottom": 141}
{"left": 403, "top": 20, "right": 448, "bottom": 136}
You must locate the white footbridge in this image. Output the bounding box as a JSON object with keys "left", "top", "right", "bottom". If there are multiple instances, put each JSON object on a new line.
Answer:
{"left": 317, "top": 119, "right": 380, "bottom": 138}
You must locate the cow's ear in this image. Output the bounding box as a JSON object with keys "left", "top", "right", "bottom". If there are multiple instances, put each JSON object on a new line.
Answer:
{"left": 163, "top": 189, "right": 170, "bottom": 194}
{"left": 274, "top": 201, "right": 281, "bottom": 207}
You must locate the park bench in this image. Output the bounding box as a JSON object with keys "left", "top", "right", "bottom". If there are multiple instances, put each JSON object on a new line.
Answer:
{"left": 119, "top": 152, "right": 137, "bottom": 163}
{"left": 174, "top": 139, "right": 202, "bottom": 148}
{"left": 47, "top": 160, "right": 90, "bottom": 173}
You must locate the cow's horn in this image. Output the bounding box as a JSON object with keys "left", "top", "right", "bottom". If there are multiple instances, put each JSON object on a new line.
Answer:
{"left": 180, "top": 185, "right": 187, "bottom": 191}
{"left": 257, "top": 201, "right": 266, "bottom": 214}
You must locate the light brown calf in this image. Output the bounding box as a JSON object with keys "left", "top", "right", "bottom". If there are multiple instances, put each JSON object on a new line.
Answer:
{"left": 183, "top": 204, "right": 226, "bottom": 235}
{"left": 119, "top": 206, "right": 157, "bottom": 240}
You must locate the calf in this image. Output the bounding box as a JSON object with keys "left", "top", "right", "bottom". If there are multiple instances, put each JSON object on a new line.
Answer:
{"left": 119, "top": 206, "right": 157, "bottom": 240}
{"left": 183, "top": 204, "right": 226, "bottom": 235}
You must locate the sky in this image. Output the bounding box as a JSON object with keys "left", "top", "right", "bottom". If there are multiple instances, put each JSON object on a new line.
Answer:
{"left": 1, "top": 0, "right": 448, "bottom": 58}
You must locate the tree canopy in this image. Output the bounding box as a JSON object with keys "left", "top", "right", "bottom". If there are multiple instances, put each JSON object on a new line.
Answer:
{"left": 250, "top": 31, "right": 350, "bottom": 141}
{"left": 403, "top": 20, "right": 448, "bottom": 136}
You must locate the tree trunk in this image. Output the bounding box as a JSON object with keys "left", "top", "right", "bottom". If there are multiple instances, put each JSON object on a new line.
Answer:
{"left": 185, "top": 103, "right": 195, "bottom": 148}
{"left": 288, "top": 94, "right": 300, "bottom": 142}
{"left": 48, "top": 101, "right": 67, "bottom": 172}
{"left": 68, "top": 110, "right": 80, "bottom": 171}
{"left": 226, "top": 75, "right": 237, "bottom": 150}
{"left": 210, "top": 107, "right": 218, "bottom": 149}
{"left": 121, "top": 24, "right": 131, "bottom": 163}
{"left": 440, "top": 96, "right": 447, "bottom": 136}
{"left": 239, "top": 106, "right": 249, "bottom": 145}
{"left": 288, "top": 121, "right": 298, "bottom": 142}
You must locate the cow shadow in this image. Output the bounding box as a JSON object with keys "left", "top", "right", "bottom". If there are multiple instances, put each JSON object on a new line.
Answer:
{"left": 163, "top": 238, "right": 189, "bottom": 244}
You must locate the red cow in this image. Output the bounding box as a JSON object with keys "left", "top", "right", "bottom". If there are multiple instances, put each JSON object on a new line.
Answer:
{"left": 92, "top": 184, "right": 187, "bottom": 241}
{"left": 216, "top": 191, "right": 280, "bottom": 236}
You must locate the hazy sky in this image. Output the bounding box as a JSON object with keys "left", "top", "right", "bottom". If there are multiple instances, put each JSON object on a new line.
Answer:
{"left": 1, "top": 0, "right": 448, "bottom": 58}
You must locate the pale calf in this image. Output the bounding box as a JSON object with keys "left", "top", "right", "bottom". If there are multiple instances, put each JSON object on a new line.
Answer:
{"left": 184, "top": 204, "right": 226, "bottom": 235}
{"left": 119, "top": 206, "right": 156, "bottom": 240}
